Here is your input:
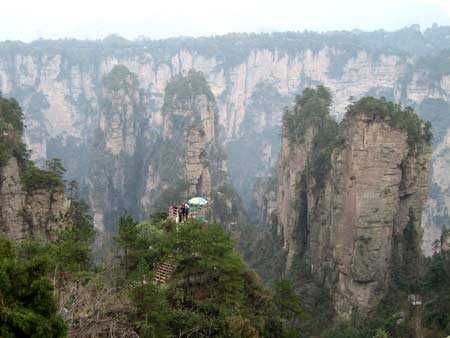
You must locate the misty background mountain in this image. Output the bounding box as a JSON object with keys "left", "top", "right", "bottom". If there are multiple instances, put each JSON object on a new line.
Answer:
{"left": 1, "top": 25, "right": 450, "bottom": 253}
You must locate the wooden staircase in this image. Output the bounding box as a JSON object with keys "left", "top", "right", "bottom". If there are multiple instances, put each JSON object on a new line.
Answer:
{"left": 153, "top": 256, "right": 178, "bottom": 284}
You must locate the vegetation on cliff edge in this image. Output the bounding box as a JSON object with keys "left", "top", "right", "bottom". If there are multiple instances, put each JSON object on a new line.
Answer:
{"left": 347, "top": 96, "right": 433, "bottom": 146}
{"left": 162, "top": 70, "right": 216, "bottom": 113}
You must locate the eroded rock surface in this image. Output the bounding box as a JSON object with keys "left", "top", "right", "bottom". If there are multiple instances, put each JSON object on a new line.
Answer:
{"left": 0, "top": 155, "right": 70, "bottom": 240}
{"left": 272, "top": 92, "right": 432, "bottom": 318}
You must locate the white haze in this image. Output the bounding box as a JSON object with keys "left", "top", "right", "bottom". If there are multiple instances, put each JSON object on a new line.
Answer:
{"left": 0, "top": 0, "right": 449, "bottom": 41}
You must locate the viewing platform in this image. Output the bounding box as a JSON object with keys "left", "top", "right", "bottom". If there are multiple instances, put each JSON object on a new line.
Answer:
{"left": 167, "top": 197, "right": 210, "bottom": 224}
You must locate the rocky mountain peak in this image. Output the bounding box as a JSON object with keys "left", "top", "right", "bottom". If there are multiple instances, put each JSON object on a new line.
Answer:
{"left": 269, "top": 90, "right": 432, "bottom": 318}
{"left": 151, "top": 71, "right": 242, "bottom": 224}
{"left": 161, "top": 70, "right": 218, "bottom": 143}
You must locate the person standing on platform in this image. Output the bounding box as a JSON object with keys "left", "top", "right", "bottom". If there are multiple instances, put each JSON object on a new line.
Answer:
{"left": 180, "top": 204, "right": 186, "bottom": 222}
{"left": 184, "top": 203, "right": 190, "bottom": 220}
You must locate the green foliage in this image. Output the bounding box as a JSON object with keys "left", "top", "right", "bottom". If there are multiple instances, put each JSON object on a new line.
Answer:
{"left": 347, "top": 96, "right": 432, "bottom": 146}
{"left": 52, "top": 227, "right": 94, "bottom": 273}
{"left": 421, "top": 249, "right": 450, "bottom": 336}
{"left": 373, "top": 329, "right": 389, "bottom": 338}
{"left": 0, "top": 96, "right": 28, "bottom": 164}
{"left": 115, "top": 212, "right": 139, "bottom": 277}
{"left": 113, "top": 215, "right": 303, "bottom": 337}
{"left": 271, "top": 279, "right": 305, "bottom": 335}
{"left": 319, "top": 305, "right": 404, "bottom": 338}
{"left": 309, "top": 118, "right": 339, "bottom": 191}
{"left": 283, "top": 86, "right": 339, "bottom": 192}
{"left": 149, "top": 211, "right": 169, "bottom": 223}
{"left": 283, "top": 85, "right": 333, "bottom": 144}
{"left": 321, "top": 323, "right": 361, "bottom": 338}
{"left": 0, "top": 187, "right": 95, "bottom": 335}
{"left": 45, "top": 158, "right": 66, "bottom": 178}
{"left": 422, "top": 252, "right": 449, "bottom": 291}
{"left": 52, "top": 197, "right": 95, "bottom": 273}
{"left": 394, "top": 208, "right": 422, "bottom": 293}
{"left": 0, "top": 236, "right": 67, "bottom": 337}
{"left": 18, "top": 177, "right": 94, "bottom": 275}
{"left": 130, "top": 281, "right": 172, "bottom": 337}
{"left": 0, "top": 96, "right": 24, "bottom": 133}
{"left": 19, "top": 203, "right": 95, "bottom": 276}
{"left": 321, "top": 230, "right": 450, "bottom": 338}
{"left": 102, "top": 64, "right": 139, "bottom": 92}
{"left": 21, "top": 159, "right": 64, "bottom": 191}
{"left": 162, "top": 70, "right": 215, "bottom": 113}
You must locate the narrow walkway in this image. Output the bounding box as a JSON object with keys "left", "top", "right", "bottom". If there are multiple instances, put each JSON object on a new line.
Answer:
{"left": 153, "top": 255, "right": 178, "bottom": 284}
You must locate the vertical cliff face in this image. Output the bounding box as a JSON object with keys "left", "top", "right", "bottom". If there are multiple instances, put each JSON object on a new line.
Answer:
{"left": 100, "top": 65, "right": 140, "bottom": 157}
{"left": 275, "top": 90, "right": 432, "bottom": 318}
{"left": 87, "top": 65, "right": 156, "bottom": 230}
{"left": 275, "top": 87, "right": 337, "bottom": 273}
{"left": 143, "top": 70, "right": 242, "bottom": 224}
{"left": 276, "top": 125, "right": 315, "bottom": 271}
{"left": 0, "top": 96, "right": 71, "bottom": 240}
{"left": 162, "top": 71, "right": 217, "bottom": 201}
{"left": 322, "top": 110, "right": 430, "bottom": 317}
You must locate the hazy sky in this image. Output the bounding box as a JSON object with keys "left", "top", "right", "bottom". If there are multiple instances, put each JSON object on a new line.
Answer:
{"left": 1, "top": 0, "right": 450, "bottom": 42}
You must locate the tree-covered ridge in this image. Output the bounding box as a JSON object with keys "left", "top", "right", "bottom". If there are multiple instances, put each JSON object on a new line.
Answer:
{"left": 162, "top": 70, "right": 216, "bottom": 113}
{"left": 347, "top": 96, "right": 433, "bottom": 146}
{"left": 1, "top": 25, "right": 449, "bottom": 71}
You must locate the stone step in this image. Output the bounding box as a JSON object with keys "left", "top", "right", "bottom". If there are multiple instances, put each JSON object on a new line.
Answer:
{"left": 153, "top": 256, "right": 179, "bottom": 285}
